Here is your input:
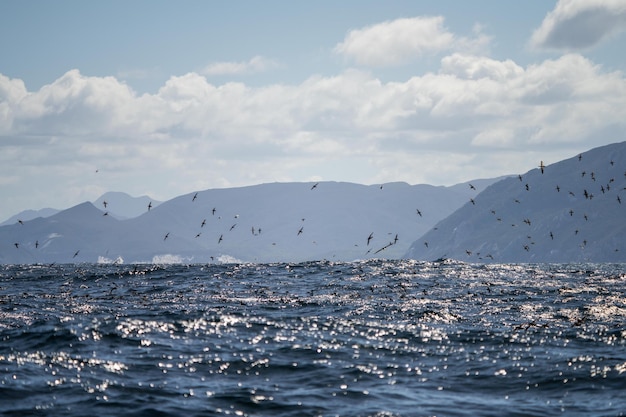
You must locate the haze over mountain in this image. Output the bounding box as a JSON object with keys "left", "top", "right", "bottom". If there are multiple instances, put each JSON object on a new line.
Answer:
{"left": 406, "top": 141, "right": 626, "bottom": 263}
{"left": 0, "top": 180, "right": 493, "bottom": 264}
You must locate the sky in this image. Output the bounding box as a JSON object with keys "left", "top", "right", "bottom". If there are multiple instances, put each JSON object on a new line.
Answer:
{"left": 1, "top": 0, "right": 626, "bottom": 221}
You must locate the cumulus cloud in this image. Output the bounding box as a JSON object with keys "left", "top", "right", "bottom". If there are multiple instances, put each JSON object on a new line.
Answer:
{"left": 334, "top": 16, "right": 455, "bottom": 66}
{"left": 530, "top": 0, "right": 626, "bottom": 50}
{"left": 1, "top": 51, "right": 625, "bottom": 220}
{"left": 202, "top": 55, "right": 279, "bottom": 76}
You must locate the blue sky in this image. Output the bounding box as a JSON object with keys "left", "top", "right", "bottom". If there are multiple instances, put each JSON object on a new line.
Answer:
{"left": 1, "top": 0, "right": 626, "bottom": 221}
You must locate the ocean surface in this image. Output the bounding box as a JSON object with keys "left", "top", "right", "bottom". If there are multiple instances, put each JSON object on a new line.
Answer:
{"left": 1, "top": 260, "right": 625, "bottom": 416}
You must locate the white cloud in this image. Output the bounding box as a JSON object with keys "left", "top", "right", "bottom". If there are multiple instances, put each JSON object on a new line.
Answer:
{"left": 334, "top": 16, "right": 455, "bottom": 66}
{"left": 202, "top": 55, "right": 280, "bottom": 76}
{"left": 530, "top": 0, "right": 626, "bottom": 50}
{"left": 1, "top": 51, "right": 625, "bottom": 220}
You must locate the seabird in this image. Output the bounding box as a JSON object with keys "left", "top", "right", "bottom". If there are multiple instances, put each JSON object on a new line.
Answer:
{"left": 14, "top": 243, "right": 19, "bottom": 249}
{"left": 164, "top": 233, "right": 170, "bottom": 241}
{"left": 35, "top": 240, "right": 39, "bottom": 248}
{"left": 192, "top": 192, "right": 198, "bottom": 202}
{"left": 311, "top": 183, "right": 319, "bottom": 190}
{"left": 470, "top": 198, "right": 475, "bottom": 205}
{"left": 539, "top": 161, "right": 545, "bottom": 174}
{"left": 230, "top": 224, "right": 237, "bottom": 231}
{"left": 297, "top": 227, "right": 303, "bottom": 236}
{"left": 212, "top": 208, "right": 216, "bottom": 215}
{"left": 73, "top": 250, "right": 80, "bottom": 258}
{"left": 17, "top": 220, "right": 23, "bottom": 225}
{"left": 218, "top": 234, "right": 223, "bottom": 244}
{"left": 469, "top": 183, "right": 476, "bottom": 190}
{"left": 201, "top": 219, "right": 206, "bottom": 227}
{"left": 148, "top": 202, "right": 152, "bottom": 211}
{"left": 367, "top": 232, "right": 373, "bottom": 246}
{"left": 393, "top": 234, "right": 398, "bottom": 244}
{"left": 416, "top": 209, "right": 422, "bottom": 217}
{"left": 103, "top": 201, "right": 108, "bottom": 208}
{"left": 195, "top": 233, "right": 201, "bottom": 238}
{"left": 556, "top": 185, "right": 560, "bottom": 192}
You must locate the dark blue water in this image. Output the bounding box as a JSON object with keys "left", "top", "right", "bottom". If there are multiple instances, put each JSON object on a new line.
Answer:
{"left": 1, "top": 260, "right": 625, "bottom": 416}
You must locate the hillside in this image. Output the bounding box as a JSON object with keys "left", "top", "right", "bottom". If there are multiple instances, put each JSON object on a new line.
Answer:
{"left": 0, "top": 180, "right": 494, "bottom": 264}
{"left": 406, "top": 141, "right": 626, "bottom": 263}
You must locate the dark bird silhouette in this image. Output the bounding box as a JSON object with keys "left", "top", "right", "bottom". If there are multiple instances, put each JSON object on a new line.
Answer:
{"left": 148, "top": 202, "right": 152, "bottom": 211}
{"left": 393, "top": 234, "right": 398, "bottom": 244}
{"left": 416, "top": 209, "right": 422, "bottom": 217}
{"left": 230, "top": 224, "right": 237, "bottom": 231}
{"left": 212, "top": 208, "right": 216, "bottom": 215}
{"left": 470, "top": 198, "right": 475, "bottom": 205}
{"left": 578, "top": 154, "right": 582, "bottom": 161}
{"left": 569, "top": 209, "right": 574, "bottom": 216}
{"left": 35, "top": 240, "right": 39, "bottom": 248}
{"left": 311, "top": 183, "right": 319, "bottom": 190}
{"left": 17, "top": 219, "right": 23, "bottom": 225}
{"left": 556, "top": 185, "right": 560, "bottom": 192}
{"left": 195, "top": 233, "right": 201, "bottom": 238}
{"left": 218, "top": 234, "right": 223, "bottom": 244}
{"left": 192, "top": 192, "right": 198, "bottom": 201}
{"left": 73, "top": 250, "right": 80, "bottom": 258}
{"left": 550, "top": 231, "right": 554, "bottom": 240}
{"left": 103, "top": 201, "right": 108, "bottom": 208}
{"left": 469, "top": 183, "right": 476, "bottom": 190}
{"left": 297, "top": 227, "right": 303, "bottom": 236}
{"left": 518, "top": 175, "right": 522, "bottom": 182}
{"left": 424, "top": 241, "right": 429, "bottom": 248}
{"left": 164, "top": 233, "right": 169, "bottom": 241}
{"left": 618, "top": 196, "right": 622, "bottom": 204}
{"left": 201, "top": 219, "right": 206, "bottom": 228}
{"left": 539, "top": 161, "right": 545, "bottom": 174}
{"left": 525, "top": 183, "right": 530, "bottom": 191}
{"left": 14, "top": 243, "right": 19, "bottom": 249}
{"left": 367, "top": 233, "right": 373, "bottom": 246}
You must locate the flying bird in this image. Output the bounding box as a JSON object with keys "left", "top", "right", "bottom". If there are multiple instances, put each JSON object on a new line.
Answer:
{"left": 367, "top": 233, "right": 373, "bottom": 246}
{"left": 230, "top": 224, "right": 237, "bottom": 231}
{"left": 192, "top": 192, "right": 198, "bottom": 202}
{"left": 103, "top": 201, "right": 108, "bottom": 208}
{"left": 148, "top": 202, "right": 152, "bottom": 211}
{"left": 14, "top": 243, "right": 19, "bottom": 249}
{"left": 297, "top": 227, "right": 303, "bottom": 236}
{"left": 469, "top": 183, "right": 476, "bottom": 190}
{"left": 311, "top": 183, "right": 319, "bottom": 190}
{"left": 201, "top": 219, "right": 206, "bottom": 228}
{"left": 218, "top": 234, "right": 223, "bottom": 244}
{"left": 212, "top": 208, "right": 216, "bottom": 215}
{"left": 17, "top": 219, "right": 23, "bottom": 225}
{"left": 416, "top": 209, "right": 422, "bottom": 217}
{"left": 35, "top": 240, "right": 39, "bottom": 249}
{"left": 73, "top": 250, "right": 80, "bottom": 258}
{"left": 539, "top": 161, "right": 545, "bottom": 174}
{"left": 164, "top": 233, "right": 170, "bottom": 241}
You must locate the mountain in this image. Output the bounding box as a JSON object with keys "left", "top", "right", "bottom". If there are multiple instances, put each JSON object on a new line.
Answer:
{"left": 0, "top": 180, "right": 496, "bottom": 264}
{"left": 93, "top": 192, "right": 161, "bottom": 219}
{"left": 0, "top": 208, "right": 60, "bottom": 226}
{"left": 406, "top": 141, "right": 626, "bottom": 263}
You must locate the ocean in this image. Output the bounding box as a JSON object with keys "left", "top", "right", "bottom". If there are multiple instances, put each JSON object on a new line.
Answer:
{"left": 1, "top": 260, "right": 625, "bottom": 416}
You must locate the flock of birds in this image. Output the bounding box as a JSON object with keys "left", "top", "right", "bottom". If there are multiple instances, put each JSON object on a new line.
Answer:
{"left": 415, "top": 151, "right": 625, "bottom": 261}
{"left": 6, "top": 147, "right": 625, "bottom": 263}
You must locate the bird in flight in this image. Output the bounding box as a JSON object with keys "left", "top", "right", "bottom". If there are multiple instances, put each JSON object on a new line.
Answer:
{"left": 73, "top": 250, "right": 80, "bottom": 258}
{"left": 148, "top": 202, "right": 152, "bottom": 211}
{"left": 218, "top": 234, "right": 223, "bottom": 244}
{"left": 103, "top": 201, "right": 108, "bottom": 208}
{"left": 367, "top": 233, "right": 373, "bottom": 246}
{"left": 14, "top": 243, "right": 19, "bottom": 249}
{"left": 539, "top": 161, "right": 545, "bottom": 174}
{"left": 192, "top": 192, "right": 198, "bottom": 202}
{"left": 164, "top": 233, "right": 170, "bottom": 241}
{"left": 416, "top": 209, "right": 422, "bottom": 217}
{"left": 201, "top": 219, "right": 206, "bottom": 228}
{"left": 469, "top": 183, "right": 476, "bottom": 190}
{"left": 17, "top": 219, "right": 24, "bottom": 225}
{"left": 311, "top": 183, "right": 319, "bottom": 190}
{"left": 35, "top": 240, "right": 39, "bottom": 249}
{"left": 297, "top": 227, "right": 303, "bottom": 235}
{"left": 212, "top": 208, "right": 216, "bottom": 215}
